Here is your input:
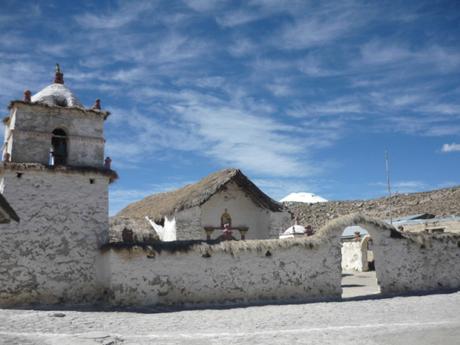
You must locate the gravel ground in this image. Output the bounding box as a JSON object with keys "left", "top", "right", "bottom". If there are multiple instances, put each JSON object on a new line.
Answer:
{"left": 0, "top": 291, "right": 459, "bottom": 345}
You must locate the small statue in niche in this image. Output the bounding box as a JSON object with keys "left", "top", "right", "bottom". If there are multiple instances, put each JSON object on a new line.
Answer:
{"left": 220, "top": 208, "right": 232, "bottom": 228}
{"left": 122, "top": 228, "right": 134, "bottom": 243}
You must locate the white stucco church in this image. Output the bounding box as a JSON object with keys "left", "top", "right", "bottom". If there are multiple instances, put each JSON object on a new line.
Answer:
{"left": 113, "top": 168, "right": 292, "bottom": 241}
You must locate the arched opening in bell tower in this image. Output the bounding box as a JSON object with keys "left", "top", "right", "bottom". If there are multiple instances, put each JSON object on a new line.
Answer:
{"left": 51, "top": 128, "right": 68, "bottom": 165}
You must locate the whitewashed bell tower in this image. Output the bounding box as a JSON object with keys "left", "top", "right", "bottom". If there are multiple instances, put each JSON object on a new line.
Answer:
{"left": 0, "top": 65, "right": 117, "bottom": 306}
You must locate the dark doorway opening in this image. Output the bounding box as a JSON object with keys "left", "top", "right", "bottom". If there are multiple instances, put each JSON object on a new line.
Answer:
{"left": 51, "top": 129, "right": 67, "bottom": 165}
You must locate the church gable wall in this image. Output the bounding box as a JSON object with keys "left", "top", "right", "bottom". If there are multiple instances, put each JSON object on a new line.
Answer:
{"left": 0, "top": 169, "right": 109, "bottom": 306}
{"left": 200, "top": 181, "right": 286, "bottom": 240}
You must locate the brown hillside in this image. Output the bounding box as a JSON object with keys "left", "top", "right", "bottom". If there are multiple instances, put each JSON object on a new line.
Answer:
{"left": 288, "top": 186, "right": 460, "bottom": 229}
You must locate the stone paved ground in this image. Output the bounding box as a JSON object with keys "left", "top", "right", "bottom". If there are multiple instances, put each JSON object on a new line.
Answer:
{"left": 0, "top": 291, "right": 459, "bottom": 345}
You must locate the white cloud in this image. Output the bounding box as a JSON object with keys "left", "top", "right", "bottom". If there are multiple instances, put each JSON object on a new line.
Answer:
{"left": 176, "top": 103, "right": 309, "bottom": 177}
{"left": 371, "top": 180, "right": 428, "bottom": 194}
{"left": 360, "top": 41, "right": 460, "bottom": 73}
{"left": 228, "top": 38, "right": 257, "bottom": 57}
{"left": 380, "top": 116, "right": 460, "bottom": 137}
{"left": 183, "top": 0, "right": 222, "bottom": 12}
{"left": 298, "top": 56, "right": 337, "bottom": 77}
{"left": 286, "top": 98, "right": 364, "bottom": 117}
{"left": 391, "top": 94, "right": 423, "bottom": 107}
{"left": 75, "top": 2, "right": 155, "bottom": 29}
{"left": 418, "top": 103, "right": 460, "bottom": 116}
{"left": 360, "top": 42, "right": 413, "bottom": 65}
{"left": 265, "top": 78, "right": 294, "bottom": 97}
{"left": 253, "top": 178, "right": 315, "bottom": 201}
{"left": 441, "top": 143, "right": 460, "bottom": 153}
{"left": 216, "top": 9, "right": 265, "bottom": 27}
{"left": 273, "top": 2, "right": 370, "bottom": 51}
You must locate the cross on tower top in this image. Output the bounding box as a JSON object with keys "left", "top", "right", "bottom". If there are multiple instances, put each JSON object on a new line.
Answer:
{"left": 54, "top": 63, "right": 64, "bottom": 84}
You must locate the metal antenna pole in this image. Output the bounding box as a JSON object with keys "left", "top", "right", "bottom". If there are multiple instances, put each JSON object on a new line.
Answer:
{"left": 385, "top": 150, "right": 392, "bottom": 225}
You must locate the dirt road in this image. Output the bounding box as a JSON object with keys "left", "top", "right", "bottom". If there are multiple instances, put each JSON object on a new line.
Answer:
{"left": 1, "top": 290, "right": 459, "bottom": 345}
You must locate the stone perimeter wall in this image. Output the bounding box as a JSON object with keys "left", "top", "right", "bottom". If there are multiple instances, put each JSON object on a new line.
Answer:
{"left": 98, "top": 240, "right": 340, "bottom": 307}
{"left": 99, "top": 215, "right": 460, "bottom": 307}
{"left": 1, "top": 209, "right": 459, "bottom": 307}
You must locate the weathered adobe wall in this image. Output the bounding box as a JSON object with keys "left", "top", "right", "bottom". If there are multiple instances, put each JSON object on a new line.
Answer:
{"left": 7, "top": 104, "right": 105, "bottom": 167}
{"left": 0, "top": 168, "right": 109, "bottom": 306}
{"left": 98, "top": 238, "right": 341, "bottom": 307}
{"left": 318, "top": 214, "right": 460, "bottom": 294}
{"left": 101, "top": 214, "right": 460, "bottom": 307}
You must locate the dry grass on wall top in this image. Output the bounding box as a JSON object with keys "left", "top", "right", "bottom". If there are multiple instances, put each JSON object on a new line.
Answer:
{"left": 316, "top": 213, "right": 460, "bottom": 246}
{"left": 315, "top": 213, "right": 403, "bottom": 240}
{"left": 102, "top": 234, "right": 324, "bottom": 257}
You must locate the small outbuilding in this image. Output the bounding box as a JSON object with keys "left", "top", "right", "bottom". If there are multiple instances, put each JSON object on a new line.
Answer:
{"left": 279, "top": 224, "right": 306, "bottom": 239}
{"left": 113, "top": 168, "right": 291, "bottom": 241}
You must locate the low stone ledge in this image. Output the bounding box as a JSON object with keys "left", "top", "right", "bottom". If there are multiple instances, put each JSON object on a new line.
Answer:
{"left": 1, "top": 162, "right": 118, "bottom": 183}
{"left": 8, "top": 100, "right": 110, "bottom": 120}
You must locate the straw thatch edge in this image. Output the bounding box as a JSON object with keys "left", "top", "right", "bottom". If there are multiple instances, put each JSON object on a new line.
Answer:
{"left": 103, "top": 214, "right": 460, "bottom": 256}
{"left": 116, "top": 168, "right": 285, "bottom": 222}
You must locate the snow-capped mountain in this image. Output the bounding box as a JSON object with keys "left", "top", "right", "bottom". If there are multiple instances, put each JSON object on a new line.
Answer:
{"left": 280, "top": 192, "right": 328, "bottom": 204}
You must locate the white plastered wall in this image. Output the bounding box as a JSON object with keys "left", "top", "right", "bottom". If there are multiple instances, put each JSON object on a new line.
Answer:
{"left": 199, "top": 181, "right": 289, "bottom": 240}
{"left": 100, "top": 240, "right": 341, "bottom": 307}
{"left": 0, "top": 168, "right": 109, "bottom": 306}
{"left": 341, "top": 241, "right": 367, "bottom": 271}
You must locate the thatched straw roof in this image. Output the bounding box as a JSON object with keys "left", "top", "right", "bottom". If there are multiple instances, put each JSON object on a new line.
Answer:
{"left": 116, "top": 168, "right": 284, "bottom": 222}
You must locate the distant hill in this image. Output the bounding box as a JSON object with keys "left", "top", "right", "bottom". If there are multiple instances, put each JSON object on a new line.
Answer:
{"left": 280, "top": 192, "right": 328, "bottom": 203}
{"left": 286, "top": 186, "right": 460, "bottom": 230}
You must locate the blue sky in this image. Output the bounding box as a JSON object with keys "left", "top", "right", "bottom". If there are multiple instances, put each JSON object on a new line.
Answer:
{"left": 1, "top": 0, "right": 459, "bottom": 215}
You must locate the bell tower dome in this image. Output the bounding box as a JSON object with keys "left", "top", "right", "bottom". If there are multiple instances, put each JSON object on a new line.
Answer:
{"left": 3, "top": 64, "right": 109, "bottom": 168}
